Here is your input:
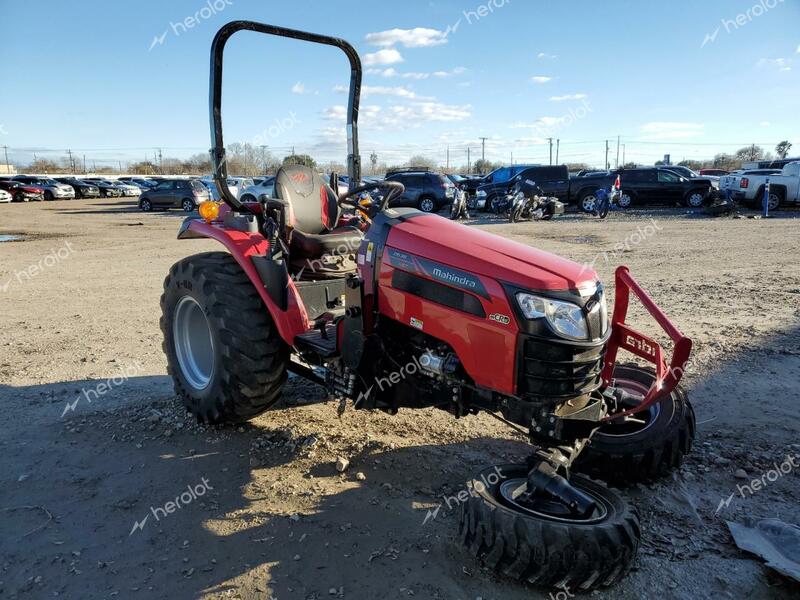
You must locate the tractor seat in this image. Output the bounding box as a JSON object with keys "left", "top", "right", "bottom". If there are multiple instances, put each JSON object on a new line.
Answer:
{"left": 290, "top": 226, "right": 363, "bottom": 259}
{"left": 272, "top": 165, "right": 364, "bottom": 261}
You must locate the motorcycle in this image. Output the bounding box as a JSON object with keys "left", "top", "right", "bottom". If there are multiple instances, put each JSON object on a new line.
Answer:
{"left": 504, "top": 177, "right": 565, "bottom": 222}
{"left": 449, "top": 188, "right": 470, "bottom": 220}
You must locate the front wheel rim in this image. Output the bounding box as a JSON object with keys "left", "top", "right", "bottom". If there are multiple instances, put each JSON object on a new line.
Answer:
{"left": 183, "top": 200, "right": 194, "bottom": 211}
{"left": 141, "top": 200, "right": 151, "bottom": 211}
{"left": 420, "top": 198, "right": 434, "bottom": 212}
{"left": 498, "top": 479, "right": 609, "bottom": 523}
{"left": 582, "top": 195, "right": 597, "bottom": 211}
{"left": 768, "top": 194, "right": 780, "bottom": 210}
{"left": 618, "top": 194, "right": 632, "bottom": 208}
{"left": 688, "top": 193, "right": 704, "bottom": 207}
{"left": 173, "top": 296, "right": 215, "bottom": 391}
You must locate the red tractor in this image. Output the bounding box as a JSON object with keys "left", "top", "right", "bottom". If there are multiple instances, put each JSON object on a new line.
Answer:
{"left": 161, "top": 21, "right": 696, "bottom": 591}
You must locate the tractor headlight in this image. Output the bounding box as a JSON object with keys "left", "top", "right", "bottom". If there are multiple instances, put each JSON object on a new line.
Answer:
{"left": 515, "top": 292, "right": 589, "bottom": 340}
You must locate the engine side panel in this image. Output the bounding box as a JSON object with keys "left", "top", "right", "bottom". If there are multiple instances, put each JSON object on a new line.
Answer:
{"left": 377, "top": 245, "right": 519, "bottom": 395}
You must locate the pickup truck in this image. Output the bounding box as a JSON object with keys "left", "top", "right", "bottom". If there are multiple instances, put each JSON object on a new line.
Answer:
{"left": 720, "top": 162, "right": 800, "bottom": 210}
{"left": 475, "top": 164, "right": 616, "bottom": 212}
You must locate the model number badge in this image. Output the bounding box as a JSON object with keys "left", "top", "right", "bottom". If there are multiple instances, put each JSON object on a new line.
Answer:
{"left": 489, "top": 313, "right": 511, "bottom": 325}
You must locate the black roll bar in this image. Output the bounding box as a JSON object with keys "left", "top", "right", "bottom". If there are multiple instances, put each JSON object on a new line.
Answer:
{"left": 209, "top": 21, "right": 362, "bottom": 212}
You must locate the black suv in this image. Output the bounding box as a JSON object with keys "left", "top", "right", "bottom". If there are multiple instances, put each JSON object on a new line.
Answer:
{"left": 617, "top": 167, "right": 713, "bottom": 208}
{"left": 384, "top": 169, "right": 456, "bottom": 212}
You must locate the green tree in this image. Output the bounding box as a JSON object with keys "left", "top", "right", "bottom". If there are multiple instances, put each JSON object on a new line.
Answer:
{"left": 405, "top": 155, "right": 437, "bottom": 170}
{"left": 283, "top": 153, "right": 316, "bottom": 169}
{"left": 775, "top": 140, "right": 792, "bottom": 159}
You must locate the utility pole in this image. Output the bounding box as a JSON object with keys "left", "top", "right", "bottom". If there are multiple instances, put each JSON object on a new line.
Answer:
{"left": 2, "top": 145, "right": 8, "bottom": 171}
{"left": 511, "top": 151, "right": 513, "bottom": 166}
{"left": 467, "top": 148, "right": 471, "bottom": 174}
{"left": 555, "top": 139, "right": 560, "bottom": 164}
{"left": 118, "top": 161, "right": 122, "bottom": 174}
{"left": 83, "top": 154, "right": 86, "bottom": 174}
{"left": 605, "top": 140, "right": 610, "bottom": 170}
{"left": 547, "top": 138, "right": 553, "bottom": 165}
{"left": 479, "top": 137, "right": 488, "bottom": 162}
{"left": 446, "top": 145, "right": 450, "bottom": 171}
{"left": 621, "top": 144, "right": 626, "bottom": 166}
{"left": 157, "top": 148, "right": 163, "bottom": 174}
{"left": 750, "top": 143, "right": 756, "bottom": 160}
{"left": 259, "top": 145, "right": 268, "bottom": 175}
{"left": 67, "top": 149, "right": 74, "bottom": 173}
{"left": 615, "top": 135, "right": 620, "bottom": 168}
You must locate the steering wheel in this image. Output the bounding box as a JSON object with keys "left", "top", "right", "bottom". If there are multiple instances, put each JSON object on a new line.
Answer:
{"left": 337, "top": 181, "right": 405, "bottom": 216}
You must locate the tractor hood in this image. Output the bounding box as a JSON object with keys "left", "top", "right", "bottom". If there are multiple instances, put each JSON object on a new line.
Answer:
{"left": 384, "top": 212, "right": 598, "bottom": 292}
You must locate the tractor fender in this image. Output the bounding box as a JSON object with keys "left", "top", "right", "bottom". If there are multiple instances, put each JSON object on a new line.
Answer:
{"left": 177, "top": 217, "right": 309, "bottom": 345}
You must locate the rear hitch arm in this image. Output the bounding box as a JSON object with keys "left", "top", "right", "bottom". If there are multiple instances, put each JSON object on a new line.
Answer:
{"left": 600, "top": 266, "right": 693, "bottom": 421}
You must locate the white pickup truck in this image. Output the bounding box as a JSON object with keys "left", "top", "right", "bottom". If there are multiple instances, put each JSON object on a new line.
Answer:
{"left": 720, "top": 162, "right": 800, "bottom": 210}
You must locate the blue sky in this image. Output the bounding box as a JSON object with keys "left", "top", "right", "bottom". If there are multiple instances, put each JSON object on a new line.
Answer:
{"left": 1, "top": 0, "right": 798, "bottom": 169}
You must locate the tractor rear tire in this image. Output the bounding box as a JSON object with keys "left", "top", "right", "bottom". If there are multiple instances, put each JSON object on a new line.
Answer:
{"left": 460, "top": 466, "right": 639, "bottom": 590}
{"left": 161, "top": 251, "right": 289, "bottom": 423}
{"left": 574, "top": 364, "right": 695, "bottom": 484}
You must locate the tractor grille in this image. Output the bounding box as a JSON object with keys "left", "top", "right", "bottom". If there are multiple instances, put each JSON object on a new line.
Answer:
{"left": 517, "top": 336, "right": 606, "bottom": 400}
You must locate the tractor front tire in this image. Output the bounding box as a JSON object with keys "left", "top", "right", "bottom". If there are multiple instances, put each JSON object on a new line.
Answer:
{"left": 460, "top": 466, "right": 639, "bottom": 590}
{"left": 161, "top": 251, "right": 288, "bottom": 423}
{"left": 574, "top": 364, "right": 695, "bottom": 484}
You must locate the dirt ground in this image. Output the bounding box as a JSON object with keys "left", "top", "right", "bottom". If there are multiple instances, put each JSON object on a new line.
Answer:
{"left": 1, "top": 196, "right": 798, "bottom": 600}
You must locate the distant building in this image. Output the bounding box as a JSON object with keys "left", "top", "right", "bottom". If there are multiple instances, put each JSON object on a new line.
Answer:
{"left": 0, "top": 164, "right": 17, "bottom": 175}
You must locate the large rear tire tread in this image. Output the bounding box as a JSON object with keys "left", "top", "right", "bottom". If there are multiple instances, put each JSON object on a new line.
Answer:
{"left": 574, "top": 364, "right": 695, "bottom": 484}
{"left": 459, "top": 467, "right": 639, "bottom": 590}
{"left": 160, "top": 251, "right": 289, "bottom": 424}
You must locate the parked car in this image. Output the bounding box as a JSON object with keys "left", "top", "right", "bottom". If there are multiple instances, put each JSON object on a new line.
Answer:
{"left": 0, "top": 180, "right": 45, "bottom": 202}
{"left": 476, "top": 164, "right": 616, "bottom": 212}
{"left": 0, "top": 189, "right": 12, "bottom": 203}
{"left": 662, "top": 165, "right": 719, "bottom": 189}
{"left": 112, "top": 180, "right": 142, "bottom": 196}
{"left": 699, "top": 168, "right": 729, "bottom": 177}
{"left": 238, "top": 176, "right": 275, "bottom": 202}
{"left": 719, "top": 169, "right": 782, "bottom": 197}
{"left": 616, "top": 167, "right": 713, "bottom": 208}
{"left": 721, "top": 161, "right": 800, "bottom": 210}
{"left": 55, "top": 177, "right": 101, "bottom": 198}
{"left": 138, "top": 179, "right": 212, "bottom": 212}
{"left": 83, "top": 178, "right": 125, "bottom": 197}
{"left": 383, "top": 168, "right": 456, "bottom": 212}
{"left": 200, "top": 176, "right": 254, "bottom": 200}
{"left": 118, "top": 176, "right": 158, "bottom": 188}
{"left": 12, "top": 176, "right": 76, "bottom": 200}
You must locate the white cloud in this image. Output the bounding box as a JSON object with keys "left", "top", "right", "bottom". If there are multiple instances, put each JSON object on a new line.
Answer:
{"left": 640, "top": 122, "right": 704, "bottom": 139}
{"left": 549, "top": 93, "right": 587, "bottom": 101}
{"left": 537, "top": 52, "right": 557, "bottom": 59}
{"left": 760, "top": 121, "right": 771, "bottom": 127}
{"left": 388, "top": 102, "right": 471, "bottom": 122}
{"left": 366, "top": 67, "right": 465, "bottom": 79}
{"left": 363, "top": 48, "right": 404, "bottom": 66}
{"left": 334, "top": 84, "right": 420, "bottom": 98}
{"left": 291, "top": 81, "right": 306, "bottom": 94}
{"left": 365, "top": 28, "right": 448, "bottom": 48}
{"left": 758, "top": 57, "right": 792, "bottom": 71}
{"left": 531, "top": 76, "right": 552, "bottom": 84}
